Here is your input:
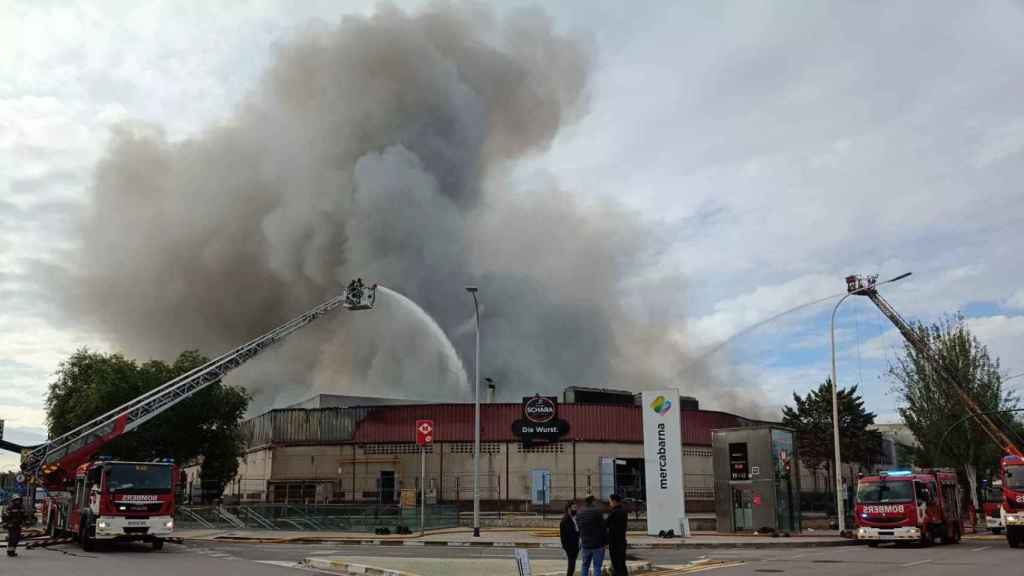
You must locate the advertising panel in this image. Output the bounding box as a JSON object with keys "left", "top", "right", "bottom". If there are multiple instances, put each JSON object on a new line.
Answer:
{"left": 511, "top": 395, "right": 569, "bottom": 447}
{"left": 641, "top": 390, "right": 689, "bottom": 536}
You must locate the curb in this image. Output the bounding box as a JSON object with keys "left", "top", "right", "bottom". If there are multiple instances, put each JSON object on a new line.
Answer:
{"left": 187, "top": 536, "right": 859, "bottom": 549}
{"left": 303, "top": 557, "right": 417, "bottom": 576}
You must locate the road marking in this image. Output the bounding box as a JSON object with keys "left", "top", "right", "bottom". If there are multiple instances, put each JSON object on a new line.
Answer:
{"left": 971, "top": 546, "right": 990, "bottom": 552}
{"left": 901, "top": 559, "right": 932, "bottom": 567}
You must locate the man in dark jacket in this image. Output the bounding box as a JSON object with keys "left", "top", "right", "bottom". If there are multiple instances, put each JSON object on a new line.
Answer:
{"left": 606, "top": 494, "right": 629, "bottom": 575}
{"left": 559, "top": 501, "right": 580, "bottom": 576}
{"left": 576, "top": 496, "right": 606, "bottom": 576}
{"left": 3, "top": 496, "right": 29, "bottom": 557}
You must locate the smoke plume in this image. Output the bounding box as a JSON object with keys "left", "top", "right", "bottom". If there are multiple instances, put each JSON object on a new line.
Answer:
{"left": 55, "top": 3, "right": 763, "bottom": 416}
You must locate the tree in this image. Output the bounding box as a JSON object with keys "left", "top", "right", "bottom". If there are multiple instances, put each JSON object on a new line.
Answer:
{"left": 46, "top": 348, "right": 250, "bottom": 499}
{"left": 890, "top": 313, "right": 1020, "bottom": 507}
{"left": 782, "top": 378, "right": 884, "bottom": 493}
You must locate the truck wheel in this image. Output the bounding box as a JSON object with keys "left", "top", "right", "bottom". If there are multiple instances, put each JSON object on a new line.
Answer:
{"left": 920, "top": 527, "right": 934, "bottom": 547}
{"left": 867, "top": 542, "right": 879, "bottom": 548}
{"left": 152, "top": 539, "right": 164, "bottom": 551}
{"left": 1008, "top": 529, "right": 1021, "bottom": 548}
{"left": 992, "top": 528, "right": 1002, "bottom": 535}
{"left": 951, "top": 526, "right": 961, "bottom": 544}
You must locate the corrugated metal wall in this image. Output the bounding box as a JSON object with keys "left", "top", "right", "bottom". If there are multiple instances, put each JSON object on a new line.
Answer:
{"left": 242, "top": 403, "right": 754, "bottom": 448}
{"left": 242, "top": 407, "right": 369, "bottom": 446}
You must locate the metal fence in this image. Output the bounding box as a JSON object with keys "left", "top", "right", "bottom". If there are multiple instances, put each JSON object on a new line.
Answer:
{"left": 175, "top": 503, "right": 459, "bottom": 532}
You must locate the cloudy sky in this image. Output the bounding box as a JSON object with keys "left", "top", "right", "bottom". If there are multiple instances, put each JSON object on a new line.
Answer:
{"left": 3, "top": 0, "right": 1024, "bottom": 471}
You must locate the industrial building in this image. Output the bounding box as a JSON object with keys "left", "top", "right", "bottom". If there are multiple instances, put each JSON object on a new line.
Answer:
{"left": 211, "top": 388, "right": 761, "bottom": 519}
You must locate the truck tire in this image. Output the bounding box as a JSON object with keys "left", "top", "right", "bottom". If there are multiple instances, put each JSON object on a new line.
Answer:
{"left": 920, "top": 526, "right": 934, "bottom": 547}
{"left": 152, "top": 539, "right": 164, "bottom": 551}
{"left": 993, "top": 528, "right": 1003, "bottom": 535}
{"left": 1008, "top": 528, "right": 1022, "bottom": 548}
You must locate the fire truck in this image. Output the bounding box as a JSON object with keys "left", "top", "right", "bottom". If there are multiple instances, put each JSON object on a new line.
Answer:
{"left": 1001, "top": 455, "right": 1024, "bottom": 547}
{"left": 41, "top": 460, "right": 178, "bottom": 550}
{"left": 855, "top": 469, "right": 963, "bottom": 545}
{"left": 846, "top": 275, "right": 1022, "bottom": 548}
{"left": 3, "top": 279, "right": 376, "bottom": 550}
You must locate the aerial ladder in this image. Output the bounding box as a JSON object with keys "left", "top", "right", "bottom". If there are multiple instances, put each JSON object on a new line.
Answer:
{"left": 845, "top": 274, "right": 1022, "bottom": 459}
{"left": 13, "top": 278, "right": 377, "bottom": 489}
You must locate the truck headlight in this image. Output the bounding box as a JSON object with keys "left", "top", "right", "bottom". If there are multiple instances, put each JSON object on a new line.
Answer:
{"left": 165, "top": 520, "right": 174, "bottom": 529}
{"left": 98, "top": 521, "right": 109, "bottom": 529}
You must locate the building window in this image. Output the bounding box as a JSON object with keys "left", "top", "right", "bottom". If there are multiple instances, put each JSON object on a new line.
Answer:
{"left": 517, "top": 443, "right": 565, "bottom": 453}
{"left": 449, "top": 442, "right": 502, "bottom": 454}
{"left": 361, "top": 443, "right": 434, "bottom": 455}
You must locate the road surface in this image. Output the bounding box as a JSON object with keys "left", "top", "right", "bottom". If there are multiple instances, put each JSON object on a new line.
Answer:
{"left": 0, "top": 539, "right": 1019, "bottom": 575}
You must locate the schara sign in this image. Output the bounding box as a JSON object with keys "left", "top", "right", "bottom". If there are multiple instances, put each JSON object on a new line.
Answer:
{"left": 511, "top": 395, "right": 569, "bottom": 448}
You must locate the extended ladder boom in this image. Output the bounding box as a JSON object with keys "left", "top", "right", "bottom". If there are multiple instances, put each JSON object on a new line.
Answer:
{"left": 847, "top": 274, "right": 1022, "bottom": 458}
{"left": 22, "top": 279, "right": 377, "bottom": 484}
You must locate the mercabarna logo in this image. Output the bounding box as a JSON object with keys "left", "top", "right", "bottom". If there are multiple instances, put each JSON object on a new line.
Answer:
{"left": 650, "top": 395, "right": 672, "bottom": 415}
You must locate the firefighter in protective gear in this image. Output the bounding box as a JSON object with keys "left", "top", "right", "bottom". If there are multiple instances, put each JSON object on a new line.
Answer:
{"left": 2, "top": 496, "right": 29, "bottom": 557}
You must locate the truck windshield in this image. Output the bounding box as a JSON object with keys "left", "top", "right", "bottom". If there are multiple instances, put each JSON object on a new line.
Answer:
{"left": 1006, "top": 466, "right": 1024, "bottom": 491}
{"left": 984, "top": 486, "right": 1004, "bottom": 503}
{"left": 105, "top": 464, "right": 173, "bottom": 493}
{"left": 857, "top": 480, "right": 913, "bottom": 503}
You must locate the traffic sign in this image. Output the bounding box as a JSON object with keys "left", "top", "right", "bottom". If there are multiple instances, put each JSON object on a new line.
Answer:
{"left": 416, "top": 420, "right": 434, "bottom": 446}
{"left": 15, "top": 473, "right": 25, "bottom": 484}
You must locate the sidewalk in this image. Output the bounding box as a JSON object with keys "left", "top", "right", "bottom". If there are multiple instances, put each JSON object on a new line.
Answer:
{"left": 176, "top": 527, "right": 858, "bottom": 549}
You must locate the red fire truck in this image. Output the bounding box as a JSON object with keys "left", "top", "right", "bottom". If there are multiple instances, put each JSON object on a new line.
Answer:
{"left": 2, "top": 280, "right": 376, "bottom": 550}
{"left": 43, "top": 460, "right": 177, "bottom": 550}
{"left": 855, "top": 469, "right": 963, "bottom": 546}
{"left": 1001, "top": 455, "right": 1024, "bottom": 547}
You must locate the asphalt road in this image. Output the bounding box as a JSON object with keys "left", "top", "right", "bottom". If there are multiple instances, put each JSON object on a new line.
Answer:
{"left": 0, "top": 539, "right": 1021, "bottom": 575}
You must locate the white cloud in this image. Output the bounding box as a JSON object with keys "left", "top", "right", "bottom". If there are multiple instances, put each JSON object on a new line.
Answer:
{"left": 966, "top": 315, "right": 1024, "bottom": 377}
{"left": 687, "top": 273, "right": 840, "bottom": 349}
{"left": 1008, "top": 289, "right": 1024, "bottom": 310}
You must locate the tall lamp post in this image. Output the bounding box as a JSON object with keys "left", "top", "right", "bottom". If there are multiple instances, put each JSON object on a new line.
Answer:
{"left": 830, "top": 271, "right": 911, "bottom": 534}
{"left": 465, "top": 285, "right": 481, "bottom": 537}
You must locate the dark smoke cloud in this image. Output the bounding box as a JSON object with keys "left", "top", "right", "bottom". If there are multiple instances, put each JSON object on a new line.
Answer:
{"left": 54, "top": 2, "right": 765, "bottom": 417}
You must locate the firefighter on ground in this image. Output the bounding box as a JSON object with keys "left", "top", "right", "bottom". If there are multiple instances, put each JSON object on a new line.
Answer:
{"left": 2, "top": 495, "right": 29, "bottom": 557}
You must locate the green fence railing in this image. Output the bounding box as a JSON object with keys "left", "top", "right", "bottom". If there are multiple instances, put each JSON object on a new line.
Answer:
{"left": 175, "top": 503, "right": 459, "bottom": 532}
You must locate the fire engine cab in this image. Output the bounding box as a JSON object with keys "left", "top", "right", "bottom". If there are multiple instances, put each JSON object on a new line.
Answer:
{"left": 855, "top": 469, "right": 963, "bottom": 546}
{"left": 43, "top": 459, "right": 176, "bottom": 550}
{"left": 1001, "top": 456, "right": 1024, "bottom": 547}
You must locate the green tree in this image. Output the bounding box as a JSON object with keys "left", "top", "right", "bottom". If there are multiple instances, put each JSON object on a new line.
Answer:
{"left": 46, "top": 348, "right": 250, "bottom": 498}
{"left": 890, "top": 313, "right": 1020, "bottom": 506}
{"left": 782, "top": 378, "right": 884, "bottom": 492}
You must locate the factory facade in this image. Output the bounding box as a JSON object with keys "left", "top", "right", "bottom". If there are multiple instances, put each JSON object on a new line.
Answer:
{"left": 211, "top": 388, "right": 759, "bottom": 516}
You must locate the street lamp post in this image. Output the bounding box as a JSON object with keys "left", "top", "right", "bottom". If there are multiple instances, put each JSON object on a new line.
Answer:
{"left": 465, "top": 286, "right": 481, "bottom": 538}
{"left": 830, "top": 272, "right": 910, "bottom": 535}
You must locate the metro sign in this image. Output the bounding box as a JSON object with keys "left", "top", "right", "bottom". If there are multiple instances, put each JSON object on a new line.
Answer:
{"left": 416, "top": 420, "right": 434, "bottom": 446}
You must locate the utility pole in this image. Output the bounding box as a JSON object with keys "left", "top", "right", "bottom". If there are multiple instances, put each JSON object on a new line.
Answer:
{"left": 466, "top": 286, "right": 481, "bottom": 537}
